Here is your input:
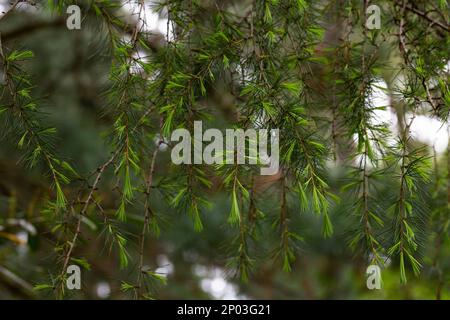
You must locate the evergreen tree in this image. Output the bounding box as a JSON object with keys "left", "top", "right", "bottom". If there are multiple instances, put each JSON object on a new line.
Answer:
{"left": 0, "top": 0, "right": 449, "bottom": 299}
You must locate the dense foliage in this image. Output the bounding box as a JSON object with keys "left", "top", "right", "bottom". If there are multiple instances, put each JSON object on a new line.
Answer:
{"left": 0, "top": 0, "right": 449, "bottom": 299}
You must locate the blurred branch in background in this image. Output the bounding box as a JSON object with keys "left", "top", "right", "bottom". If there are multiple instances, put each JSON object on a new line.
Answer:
{"left": 0, "top": 0, "right": 449, "bottom": 300}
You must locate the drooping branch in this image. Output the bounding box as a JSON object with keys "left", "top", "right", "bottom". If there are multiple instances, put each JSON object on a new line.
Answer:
{"left": 0, "top": 0, "right": 21, "bottom": 22}
{"left": 394, "top": 0, "right": 449, "bottom": 34}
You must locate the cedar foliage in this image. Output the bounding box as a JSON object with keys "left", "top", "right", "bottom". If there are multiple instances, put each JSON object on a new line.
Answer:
{"left": 0, "top": 0, "right": 449, "bottom": 299}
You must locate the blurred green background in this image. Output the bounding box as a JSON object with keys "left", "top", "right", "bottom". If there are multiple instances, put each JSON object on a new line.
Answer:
{"left": 0, "top": 0, "right": 449, "bottom": 299}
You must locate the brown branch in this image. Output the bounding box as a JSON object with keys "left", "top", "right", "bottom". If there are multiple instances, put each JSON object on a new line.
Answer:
{"left": 396, "top": 2, "right": 440, "bottom": 114}
{"left": 56, "top": 101, "right": 156, "bottom": 296}
{"left": 395, "top": 0, "right": 449, "bottom": 33}
{"left": 136, "top": 139, "right": 160, "bottom": 299}
{"left": 422, "top": 77, "right": 438, "bottom": 112}
{"left": 0, "top": 265, "right": 36, "bottom": 299}
{"left": 57, "top": 1, "right": 152, "bottom": 296}
{"left": 0, "top": 0, "right": 21, "bottom": 22}
{"left": 1, "top": 18, "right": 65, "bottom": 41}
{"left": 398, "top": 0, "right": 409, "bottom": 65}
{"left": 57, "top": 149, "right": 119, "bottom": 297}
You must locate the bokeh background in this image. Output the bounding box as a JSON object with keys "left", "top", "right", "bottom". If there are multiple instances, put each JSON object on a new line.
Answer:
{"left": 0, "top": 0, "right": 449, "bottom": 299}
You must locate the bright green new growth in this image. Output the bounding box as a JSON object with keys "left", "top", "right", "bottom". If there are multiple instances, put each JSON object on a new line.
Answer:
{"left": 0, "top": 0, "right": 449, "bottom": 299}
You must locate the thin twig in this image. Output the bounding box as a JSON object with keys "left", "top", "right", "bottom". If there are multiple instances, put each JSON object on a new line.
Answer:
{"left": 395, "top": 0, "right": 449, "bottom": 33}
{"left": 136, "top": 139, "right": 161, "bottom": 299}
